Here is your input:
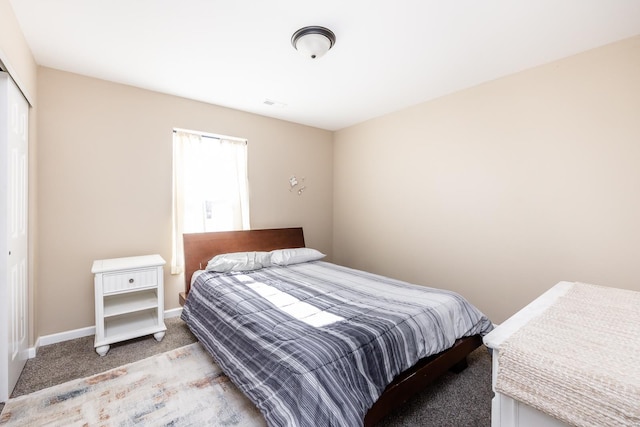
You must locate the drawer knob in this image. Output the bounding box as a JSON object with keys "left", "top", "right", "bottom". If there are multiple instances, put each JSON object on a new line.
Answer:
{"left": 129, "top": 278, "right": 134, "bottom": 284}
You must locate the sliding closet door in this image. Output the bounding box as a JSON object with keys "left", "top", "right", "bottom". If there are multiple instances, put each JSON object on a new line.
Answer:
{"left": 0, "top": 71, "right": 29, "bottom": 402}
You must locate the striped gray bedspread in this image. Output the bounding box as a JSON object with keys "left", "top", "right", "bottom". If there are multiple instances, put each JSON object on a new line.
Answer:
{"left": 181, "top": 261, "right": 493, "bottom": 427}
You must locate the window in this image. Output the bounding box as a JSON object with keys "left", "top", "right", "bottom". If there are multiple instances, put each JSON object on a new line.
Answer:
{"left": 171, "top": 129, "right": 250, "bottom": 274}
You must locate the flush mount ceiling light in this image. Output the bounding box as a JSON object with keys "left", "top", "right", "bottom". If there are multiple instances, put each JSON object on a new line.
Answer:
{"left": 291, "top": 26, "right": 336, "bottom": 59}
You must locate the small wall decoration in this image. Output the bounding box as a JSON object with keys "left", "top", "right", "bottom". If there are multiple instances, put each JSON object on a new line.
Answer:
{"left": 289, "top": 175, "right": 306, "bottom": 195}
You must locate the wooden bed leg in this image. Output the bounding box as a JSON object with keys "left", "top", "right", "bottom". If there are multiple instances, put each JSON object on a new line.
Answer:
{"left": 449, "top": 357, "right": 469, "bottom": 373}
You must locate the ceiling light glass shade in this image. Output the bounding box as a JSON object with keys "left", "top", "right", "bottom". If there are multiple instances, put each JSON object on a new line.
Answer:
{"left": 291, "top": 26, "right": 336, "bottom": 59}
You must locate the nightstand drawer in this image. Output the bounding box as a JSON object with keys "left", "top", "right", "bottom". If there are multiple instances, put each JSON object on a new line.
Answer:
{"left": 103, "top": 268, "right": 158, "bottom": 293}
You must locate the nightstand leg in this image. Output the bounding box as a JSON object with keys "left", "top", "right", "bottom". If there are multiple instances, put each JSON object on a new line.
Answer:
{"left": 154, "top": 331, "right": 165, "bottom": 342}
{"left": 95, "top": 345, "right": 110, "bottom": 356}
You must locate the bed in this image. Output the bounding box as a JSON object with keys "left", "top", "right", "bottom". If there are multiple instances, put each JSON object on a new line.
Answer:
{"left": 179, "top": 227, "right": 493, "bottom": 426}
{"left": 483, "top": 283, "right": 572, "bottom": 427}
{"left": 484, "top": 281, "right": 640, "bottom": 427}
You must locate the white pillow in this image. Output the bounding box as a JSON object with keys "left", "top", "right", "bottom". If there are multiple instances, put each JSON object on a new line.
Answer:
{"left": 270, "top": 248, "right": 325, "bottom": 266}
{"left": 206, "top": 251, "right": 272, "bottom": 272}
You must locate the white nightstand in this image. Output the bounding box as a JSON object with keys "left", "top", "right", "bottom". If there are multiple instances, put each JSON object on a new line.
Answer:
{"left": 92, "top": 254, "right": 167, "bottom": 356}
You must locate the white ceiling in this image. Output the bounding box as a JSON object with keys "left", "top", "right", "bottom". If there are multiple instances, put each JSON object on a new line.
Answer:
{"left": 9, "top": 0, "right": 640, "bottom": 131}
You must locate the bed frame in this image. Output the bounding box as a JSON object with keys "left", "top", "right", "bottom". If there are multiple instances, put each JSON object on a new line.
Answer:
{"left": 180, "top": 227, "right": 482, "bottom": 426}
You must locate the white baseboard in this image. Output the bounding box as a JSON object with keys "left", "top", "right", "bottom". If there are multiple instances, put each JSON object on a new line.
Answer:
{"left": 28, "top": 308, "right": 183, "bottom": 358}
{"left": 164, "top": 307, "right": 183, "bottom": 319}
{"left": 37, "top": 325, "right": 95, "bottom": 348}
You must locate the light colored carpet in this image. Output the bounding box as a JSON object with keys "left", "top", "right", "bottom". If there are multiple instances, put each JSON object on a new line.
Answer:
{"left": 0, "top": 343, "right": 266, "bottom": 426}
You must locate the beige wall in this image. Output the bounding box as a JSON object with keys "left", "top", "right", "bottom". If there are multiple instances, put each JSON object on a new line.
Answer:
{"left": 334, "top": 36, "right": 640, "bottom": 324}
{"left": 1, "top": 0, "right": 39, "bottom": 345}
{"left": 37, "top": 67, "right": 333, "bottom": 335}
{"left": 0, "top": 0, "right": 37, "bottom": 101}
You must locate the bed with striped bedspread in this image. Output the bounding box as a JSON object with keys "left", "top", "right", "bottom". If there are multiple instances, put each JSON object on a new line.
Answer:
{"left": 181, "top": 260, "right": 493, "bottom": 427}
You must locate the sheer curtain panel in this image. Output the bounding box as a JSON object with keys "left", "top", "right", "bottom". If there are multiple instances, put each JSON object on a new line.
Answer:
{"left": 171, "top": 130, "right": 250, "bottom": 274}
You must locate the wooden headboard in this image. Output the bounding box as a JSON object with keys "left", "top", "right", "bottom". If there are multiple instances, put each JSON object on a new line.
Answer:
{"left": 180, "top": 227, "right": 306, "bottom": 304}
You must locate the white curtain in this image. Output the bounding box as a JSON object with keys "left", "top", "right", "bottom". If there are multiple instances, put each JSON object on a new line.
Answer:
{"left": 171, "top": 130, "right": 250, "bottom": 274}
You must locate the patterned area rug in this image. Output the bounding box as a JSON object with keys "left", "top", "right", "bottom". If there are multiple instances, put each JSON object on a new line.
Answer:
{"left": 0, "top": 343, "right": 266, "bottom": 426}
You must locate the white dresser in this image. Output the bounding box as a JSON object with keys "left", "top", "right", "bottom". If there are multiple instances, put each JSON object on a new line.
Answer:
{"left": 92, "top": 254, "right": 167, "bottom": 356}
